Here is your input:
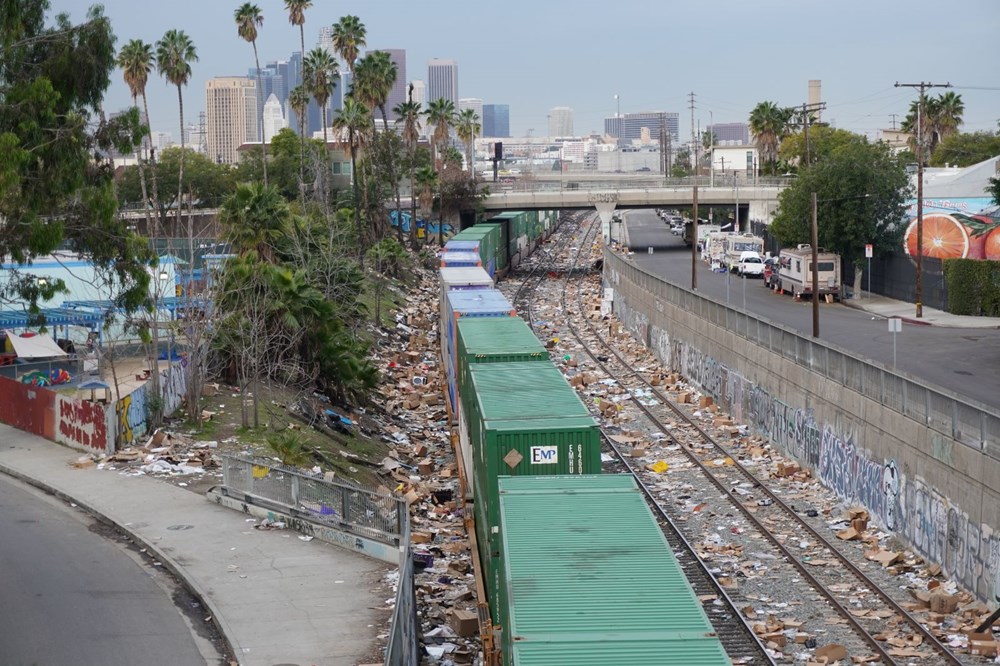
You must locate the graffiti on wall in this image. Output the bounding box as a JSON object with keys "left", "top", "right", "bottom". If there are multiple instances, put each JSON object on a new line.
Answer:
{"left": 115, "top": 361, "right": 187, "bottom": 447}
{"left": 614, "top": 296, "right": 1000, "bottom": 600}
{"left": 56, "top": 394, "right": 111, "bottom": 453}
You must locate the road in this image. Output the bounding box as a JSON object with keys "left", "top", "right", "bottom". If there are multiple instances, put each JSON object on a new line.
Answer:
{"left": 0, "top": 474, "right": 219, "bottom": 666}
{"left": 622, "top": 210, "right": 1000, "bottom": 410}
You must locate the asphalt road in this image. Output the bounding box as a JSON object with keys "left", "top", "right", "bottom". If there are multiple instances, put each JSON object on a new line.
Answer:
{"left": 622, "top": 209, "right": 1000, "bottom": 410}
{"left": 0, "top": 475, "right": 217, "bottom": 666}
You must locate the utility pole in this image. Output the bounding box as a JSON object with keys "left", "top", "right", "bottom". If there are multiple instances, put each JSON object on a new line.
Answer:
{"left": 797, "top": 101, "right": 826, "bottom": 167}
{"left": 894, "top": 81, "right": 951, "bottom": 318}
{"left": 688, "top": 92, "right": 696, "bottom": 173}
{"left": 889, "top": 113, "right": 899, "bottom": 131}
{"left": 811, "top": 191, "right": 819, "bottom": 337}
{"left": 692, "top": 185, "right": 698, "bottom": 290}
{"left": 659, "top": 113, "right": 667, "bottom": 176}
{"left": 665, "top": 127, "right": 672, "bottom": 176}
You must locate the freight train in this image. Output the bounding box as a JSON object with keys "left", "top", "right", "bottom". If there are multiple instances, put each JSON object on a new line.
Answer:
{"left": 437, "top": 212, "right": 729, "bottom": 665}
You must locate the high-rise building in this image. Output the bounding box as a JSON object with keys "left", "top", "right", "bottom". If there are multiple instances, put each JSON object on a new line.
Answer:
{"left": 206, "top": 76, "right": 258, "bottom": 164}
{"left": 262, "top": 94, "right": 286, "bottom": 143}
{"left": 707, "top": 122, "right": 750, "bottom": 145}
{"left": 604, "top": 112, "right": 679, "bottom": 144}
{"left": 410, "top": 79, "right": 426, "bottom": 107}
{"left": 549, "top": 106, "right": 574, "bottom": 137}
{"left": 372, "top": 49, "right": 406, "bottom": 121}
{"left": 482, "top": 104, "right": 510, "bottom": 138}
{"left": 458, "top": 98, "right": 484, "bottom": 121}
{"left": 427, "top": 58, "right": 458, "bottom": 104}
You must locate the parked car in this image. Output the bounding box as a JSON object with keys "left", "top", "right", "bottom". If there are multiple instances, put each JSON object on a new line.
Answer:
{"left": 763, "top": 257, "right": 779, "bottom": 288}
{"left": 737, "top": 251, "right": 765, "bottom": 277}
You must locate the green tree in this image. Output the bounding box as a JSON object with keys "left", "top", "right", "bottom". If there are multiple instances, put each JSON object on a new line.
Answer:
{"left": 414, "top": 165, "right": 438, "bottom": 243}
{"left": 353, "top": 50, "right": 400, "bottom": 241}
{"left": 333, "top": 96, "right": 373, "bottom": 249}
{"left": 394, "top": 95, "right": 423, "bottom": 249}
{"left": 749, "top": 101, "right": 793, "bottom": 175}
{"left": 220, "top": 182, "right": 292, "bottom": 261}
{"left": 288, "top": 85, "right": 311, "bottom": 200}
{"left": 155, "top": 29, "right": 198, "bottom": 228}
{"left": 988, "top": 175, "right": 1000, "bottom": 208}
{"left": 901, "top": 92, "right": 964, "bottom": 157}
{"left": 779, "top": 126, "right": 862, "bottom": 169}
{"left": 116, "top": 38, "right": 164, "bottom": 233}
{"left": 425, "top": 97, "right": 455, "bottom": 169}
{"left": 118, "top": 147, "right": 234, "bottom": 210}
{"left": 455, "top": 108, "right": 481, "bottom": 181}
{"left": 929, "top": 131, "right": 1000, "bottom": 168}
{"left": 1, "top": 2, "right": 153, "bottom": 311}
{"left": 302, "top": 47, "right": 338, "bottom": 205}
{"left": 769, "top": 138, "right": 910, "bottom": 294}
{"left": 235, "top": 3, "right": 267, "bottom": 185}
{"left": 331, "top": 15, "right": 366, "bottom": 77}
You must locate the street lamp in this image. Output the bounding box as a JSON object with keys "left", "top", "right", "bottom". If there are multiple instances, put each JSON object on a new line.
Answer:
{"left": 614, "top": 94, "right": 621, "bottom": 173}
{"left": 709, "top": 110, "right": 714, "bottom": 188}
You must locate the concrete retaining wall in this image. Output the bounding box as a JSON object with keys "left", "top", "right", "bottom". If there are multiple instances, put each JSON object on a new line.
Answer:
{"left": 605, "top": 248, "right": 1000, "bottom": 602}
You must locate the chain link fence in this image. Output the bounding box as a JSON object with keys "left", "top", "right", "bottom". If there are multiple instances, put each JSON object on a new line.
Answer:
{"left": 221, "top": 455, "right": 406, "bottom": 546}
{"left": 384, "top": 520, "right": 419, "bottom": 666}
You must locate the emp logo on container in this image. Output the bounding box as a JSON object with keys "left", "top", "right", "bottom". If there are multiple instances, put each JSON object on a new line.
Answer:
{"left": 530, "top": 446, "right": 558, "bottom": 464}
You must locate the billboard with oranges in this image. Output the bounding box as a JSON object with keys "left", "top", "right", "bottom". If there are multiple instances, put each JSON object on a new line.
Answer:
{"left": 903, "top": 197, "right": 1000, "bottom": 263}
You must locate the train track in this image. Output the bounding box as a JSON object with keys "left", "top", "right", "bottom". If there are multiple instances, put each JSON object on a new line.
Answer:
{"left": 509, "top": 213, "right": 968, "bottom": 665}
{"left": 507, "top": 213, "right": 774, "bottom": 665}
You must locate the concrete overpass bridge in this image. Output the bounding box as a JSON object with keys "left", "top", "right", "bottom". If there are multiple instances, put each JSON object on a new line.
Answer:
{"left": 482, "top": 174, "right": 792, "bottom": 230}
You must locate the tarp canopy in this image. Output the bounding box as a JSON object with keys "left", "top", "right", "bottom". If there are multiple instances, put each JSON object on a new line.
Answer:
{"left": 0, "top": 307, "right": 104, "bottom": 328}
{"left": 4, "top": 331, "right": 67, "bottom": 358}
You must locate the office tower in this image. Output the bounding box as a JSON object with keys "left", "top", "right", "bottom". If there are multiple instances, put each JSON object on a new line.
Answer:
{"left": 410, "top": 79, "right": 426, "bottom": 107}
{"left": 205, "top": 77, "right": 258, "bottom": 164}
{"left": 604, "top": 111, "right": 679, "bottom": 144}
{"left": 427, "top": 58, "right": 458, "bottom": 104}
{"left": 482, "top": 104, "right": 510, "bottom": 138}
{"left": 458, "top": 98, "right": 484, "bottom": 121}
{"left": 707, "top": 122, "right": 750, "bottom": 145}
{"left": 262, "top": 94, "right": 286, "bottom": 143}
{"left": 370, "top": 49, "right": 406, "bottom": 121}
{"left": 549, "top": 106, "right": 574, "bottom": 137}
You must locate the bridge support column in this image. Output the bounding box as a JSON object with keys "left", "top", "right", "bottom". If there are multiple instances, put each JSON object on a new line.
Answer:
{"left": 592, "top": 198, "right": 619, "bottom": 243}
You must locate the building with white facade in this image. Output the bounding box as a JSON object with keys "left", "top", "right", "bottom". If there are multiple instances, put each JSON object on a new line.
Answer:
{"left": 549, "top": 107, "right": 574, "bottom": 137}
{"left": 427, "top": 58, "right": 458, "bottom": 104}
{"left": 262, "top": 93, "right": 286, "bottom": 143}
{"left": 458, "top": 97, "right": 484, "bottom": 122}
{"left": 711, "top": 145, "right": 758, "bottom": 176}
{"left": 206, "top": 77, "right": 258, "bottom": 165}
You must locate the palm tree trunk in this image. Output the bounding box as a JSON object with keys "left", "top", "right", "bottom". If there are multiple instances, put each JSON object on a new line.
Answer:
{"left": 297, "top": 112, "right": 306, "bottom": 209}
{"left": 132, "top": 96, "right": 152, "bottom": 234}
{"left": 380, "top": 105, "right": 405, "bottom": 246}
{"left": 409, "top": 159, "right": 419, "bottom": 250}
{"left": 141, "top": 91, "right": 164, "bottom": 237}
{"left": 350, "top": 142, "right": 363, "bottom": 256}
{"left": 321, "top": 107, "right": 330, "bottom": 215}
{"left": 252, "top": 41, "right": 268, "bottom": 186}
{"left": 175, "top": 84, "right": 185, "bottom": 234}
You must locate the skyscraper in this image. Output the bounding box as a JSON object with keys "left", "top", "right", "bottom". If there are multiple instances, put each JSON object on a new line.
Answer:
{"left": 372, "top": 49, "right": 406, "bottom": 121}
{"left": 482, "top": 104, "right": 510, "bottom": 138}
{"left": 427, "top": 58, "right": 458, "bottom": 104}
{"left": 458, "top": 98, "right": 483, "bottom": 121}
{"left": 410, "top": 80, "right": 426, "bottom": 107}
{"left": 549, "top": 107, "right": 574, "bottom": 137}
{"left": 262, "top": 94, "right": 286, "bottom": 143}
{"left": 206, "top": 77, "right": 258, "bottom": 164}
{"left": 604, "top": 112, "right": 679, "bottom": 144}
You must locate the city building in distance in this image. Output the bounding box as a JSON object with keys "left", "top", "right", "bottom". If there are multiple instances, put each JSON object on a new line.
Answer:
{"left": 206, "top": 76, "right": 258, "bottom": 164}
{"left": 482, "top": 104, "right": 510, "bottom": 138}
{"left": 458, "top": 98, "right": 484, "bottom": 121}
{"left": 409, "top": 79, "right": 426, "bottom": 106}
{"left": 548, "top": 107, "right": 574, "bottom": 137}
{"left": 604, "top": 111, "right": 679, "bottom": 145}
{"left": 372, "top": 48, "right": 406, "bottom": 121}
{"left": 427, "top": 58, "right": 458, "bottom": 104}
{"left": 262, "top": 93, "right": 286, "bottom": 143}
{"left": 707, "top": 122, "right": 750, "bottom": 145}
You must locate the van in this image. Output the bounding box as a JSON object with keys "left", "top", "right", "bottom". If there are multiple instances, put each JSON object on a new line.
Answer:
{"left": 722, "top": 234, "right": 764, "bottom": 272}
{"left": 774, "top": 244, "right": 842, "bottom": 300}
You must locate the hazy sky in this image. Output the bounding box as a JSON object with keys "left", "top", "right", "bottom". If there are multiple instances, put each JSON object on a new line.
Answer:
{"left": 49, "top": 0, "right": 1000, "bottom": 141}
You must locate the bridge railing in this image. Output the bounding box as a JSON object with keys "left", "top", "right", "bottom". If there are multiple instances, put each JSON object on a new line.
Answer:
{"left": 479, "top": 176, "right": 794, "bottom": 194}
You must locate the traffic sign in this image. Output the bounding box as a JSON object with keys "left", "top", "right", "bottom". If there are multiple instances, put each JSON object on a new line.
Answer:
{"left": 865, "top": 244, "right": 873, "bottom": 259}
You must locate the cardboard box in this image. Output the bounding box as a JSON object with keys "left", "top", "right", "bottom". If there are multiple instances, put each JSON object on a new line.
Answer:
{"left": 966, "top": 631, "right": 998, "bottom": 656}
{"left": 450, "top": 609, "right": 478, "bottom": 638}
{"left": 928, "top": 593, "right": 958, "bottom": 614}
{"left": 698, "top": 395, "right": 714, "bottom": 408}
{"left": 813, "top": 643, "right": 847, "bottom": 662}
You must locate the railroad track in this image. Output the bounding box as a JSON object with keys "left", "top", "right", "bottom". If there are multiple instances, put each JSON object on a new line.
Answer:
{"left": 506, "top": 213, "right": 774, "bottom": 665}
{"left": 511, "top": 214, "right": 969, "bottom": 665}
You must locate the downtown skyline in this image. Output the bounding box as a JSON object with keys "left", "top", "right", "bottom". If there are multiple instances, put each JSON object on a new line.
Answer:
{"left": 49, "top": 0, "right": 1000, "bottom": 142}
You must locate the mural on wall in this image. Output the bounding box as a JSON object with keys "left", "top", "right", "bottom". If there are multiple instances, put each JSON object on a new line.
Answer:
{"left": 614, "top": 294, "right": 1000, "bottom": 601}
{"left": 55, "top": 393, "right": 112, "bottom": 453}
{"left": 115, "top": 361, "right": 187, "bottom": 447}
{"left": 903, "top": 198, "right": 1000, "bottom": 264}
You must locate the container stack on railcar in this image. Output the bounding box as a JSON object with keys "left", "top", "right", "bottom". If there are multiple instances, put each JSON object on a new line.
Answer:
{"left": 496, "top": 475, "right": 730, "bottom": 665}
{"left": 433, "top": 211, "right": 728, "bottom": 664}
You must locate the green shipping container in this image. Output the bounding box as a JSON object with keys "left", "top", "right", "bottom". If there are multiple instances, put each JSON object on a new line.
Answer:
{"left": 497, "top": 475, "right": 729, "bottom": 666}
{"left": 464, "top": 362, "right": 601, "bottom": 600}
{"left": 450, "top": 225, "right": 500, "bottom": 275}
{"left": 478, "top": 221, "right": 509, "bottom": 271}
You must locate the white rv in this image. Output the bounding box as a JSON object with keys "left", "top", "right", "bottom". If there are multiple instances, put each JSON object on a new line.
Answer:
{"left": 774, "top": 244, "right": 842, "bottom": 301}
{"left": 722, "top": 234, "right": 765, "bottom": 272}
{"left": 704, "top": 231, "right": 731, "bottom": 268}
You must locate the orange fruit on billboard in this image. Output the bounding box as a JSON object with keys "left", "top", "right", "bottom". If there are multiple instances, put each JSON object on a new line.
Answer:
{"left": 903, "top": 214, "right": 969, "bottom": 259}
{"left": 985, "top": 226, "right": 1000, "bottom": 261}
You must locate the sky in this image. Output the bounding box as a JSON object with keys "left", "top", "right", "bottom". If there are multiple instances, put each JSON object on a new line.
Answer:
{"left": 49, "top": 0, "right": 1000, "bottom": 141}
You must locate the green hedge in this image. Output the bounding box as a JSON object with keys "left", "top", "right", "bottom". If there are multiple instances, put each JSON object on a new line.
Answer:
{"left": 943, "top": 258, "right": 1000, "bottom": 316}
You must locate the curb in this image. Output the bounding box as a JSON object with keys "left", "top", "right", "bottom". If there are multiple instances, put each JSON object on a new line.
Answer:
{"left": 0, "top": 463, "right": 241, "bottom": 665}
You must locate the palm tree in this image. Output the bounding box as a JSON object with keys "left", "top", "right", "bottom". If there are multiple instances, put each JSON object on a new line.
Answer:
{"left": 302, "top": 47, "right": 338, "bottom": 206}
{"left": 414, "top": 165, "right": 438, "bottom": 244}
{"left": 117, "top": 39, "right": 162, "bottom": 234}
{"left": 331, "top": 15, "right": 366, "bottom": 77}
{"left": 155, "top": 30, "right": 198, "bottom": 230}
{"left": 933, "top": 91, "right": 964, "bottom": 149}
{"left": 749, "top": 100, "right": 792, "bottom": 176}
{"left": 283, "top": 0, "right": 311, "bottom": 60}
{"left": 288, "top": 85, "right": 311, "bottom": 202}
{"left": 354, "top": 51, "right": 401, "bottom": 241}
{"left": 235, "top": 3, "right": 267, "bottom": 185}
{"left": 454, "top": 108, "right": 480, "bottom": 180}
{"left": 393, "top": 93, "right": 422, "bottom": 249}
{"left": 424, "top": 97, "right": 456, "bottom": 170}
{"left": 220, "top": 182, "right": 291, "bottom": 261}
{"left": 332, "top": 96, "right": 372, "bottom": 249}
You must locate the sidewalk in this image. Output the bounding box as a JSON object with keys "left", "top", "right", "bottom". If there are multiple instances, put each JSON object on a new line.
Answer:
{"left": 0, "top": 424, "right": 390, "bottom": 666}
{"left": 844, "top": 292, "right": 1000, "bottom": 329}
